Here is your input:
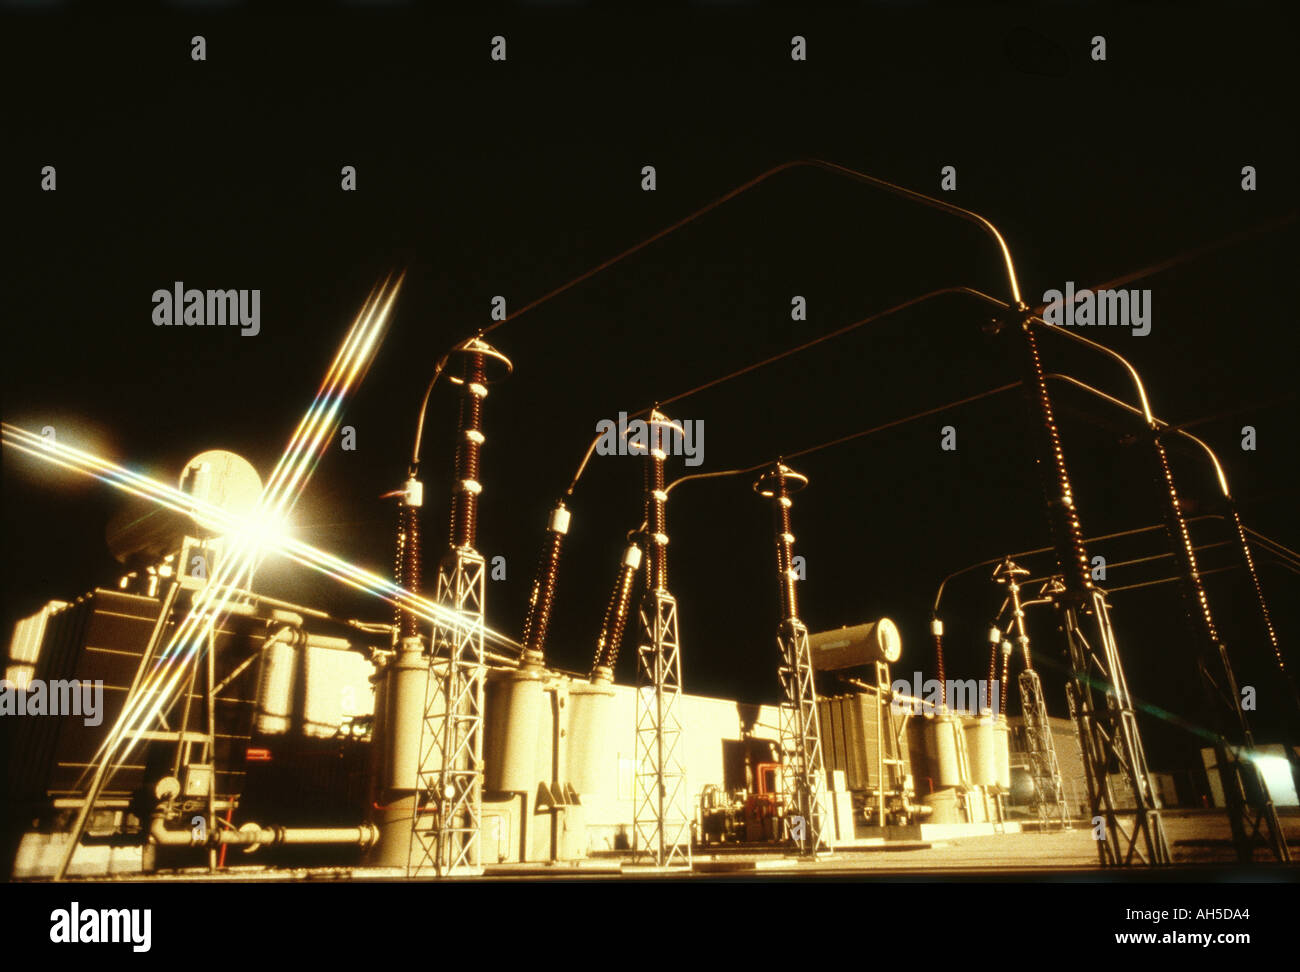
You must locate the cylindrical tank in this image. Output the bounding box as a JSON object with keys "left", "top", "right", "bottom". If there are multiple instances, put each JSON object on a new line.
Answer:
{"left": 384, "top": 640, "right": 432, "bottom": 793}
{"left": 929, "top": 713, "right": 962, "bottom": 787}
{"left": 963, "top": 712, "right": 997, "bottom": 787}
{"left": 484, "top": 654, "right": 544, "bottom": 793}
{"left": 566, "top": 669, "right": 617, "bottom": 798}
{"left": 300, "top": 636, "right": 373, "bottom": 738}
{"left": 254, "top": 631, "right": 298, "bottom": 735}
{"left": 966, "top": 787, "right": 990, "bottom": 823}
{"left": 923, "top": 787, "right": 961, "bottom": 824}
{"left": 809, "top": 618, "right": 902, "bottom": 670}
{"left": 366, "top": 647, "right": 388, "bottom": 810}
{"left": 993, "top": 719, "right": 1012, "bottom": 790}
{"left": 372, "top": 638, "right": 433, "bottom": 868}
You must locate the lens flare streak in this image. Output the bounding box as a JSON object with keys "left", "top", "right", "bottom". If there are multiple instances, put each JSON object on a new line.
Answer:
{"left": 1, "top": 425, "right": 515, "bottom": 648}
{"left": 0, "top": 277, "right": 524, "bottom": 784}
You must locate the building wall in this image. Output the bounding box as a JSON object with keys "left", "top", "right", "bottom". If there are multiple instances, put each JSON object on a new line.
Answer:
{"left": 584, "top": 680, "right": 786, "bottom": 850}
{"left": 1201, "top": 744, "right": 1300, "bottom": 808}
{"left": 483, "top": 668, "right": 788, "bottom": 857}
{"left": 1007, "top": 714, "right": 1098, "bottom": 815}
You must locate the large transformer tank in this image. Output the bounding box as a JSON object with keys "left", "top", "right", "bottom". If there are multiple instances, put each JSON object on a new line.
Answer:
{"left": 5, "top": 600, "right": 66, "bottom": 687}
{"left": 904, "top": 705, "right": 1013, "bottom": 829}
{"left": 993, "top": 720, "right": 1012, "bottom": 790}
{"left": 4, "top": 588, "right": 262, "bottom": 877}
{"left": 5, "top": 588, "right": 261, "bottom": 825}
{"left": 371, "top": 644, "right": 444, "bottom": 870}
{"left": 812, "top": 619, "right": 917, "bottom": 829}
{"left": 928, "top": 713, "right": 964, "bottom": 788}
{"left": 300, "top": 638, "right": 374, "bottom": 736}
{"left": 254, "top": 628, "right": 375, "bottom": 737}
{"left": 474, "top": 667, "right": 592, "bottom": 865}
{"left": 484, "top": 660, "right": 545, "bottom": 794}
{"left": 4, "top": 584, "right": 384, "bottom": 878}
{"left": 963, "top": 713, "right": 997, "bottom": 787}
{"left": 817, "top": 692, "right": 908, "bottom": 792}
{"left": 915, "top": 713, "right": 967, "bottom": 825}
{"left": 255, "top": 631, "right": 299, "bottom": 736}
{"left": 566, "top": 673, "right": 618, "bottom": 803}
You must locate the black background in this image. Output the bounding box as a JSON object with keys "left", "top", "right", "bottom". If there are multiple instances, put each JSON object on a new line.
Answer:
{"left": 4, "top": 1, "right": 1299, "bottom": 782}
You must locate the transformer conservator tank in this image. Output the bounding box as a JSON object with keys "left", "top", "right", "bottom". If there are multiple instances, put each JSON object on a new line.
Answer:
{"left": 808, "top": 619, "right": 902, "bottom": 670}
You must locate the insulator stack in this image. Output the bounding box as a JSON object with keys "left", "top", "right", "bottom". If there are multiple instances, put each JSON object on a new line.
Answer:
{"left": 931, "top": 618, "right": 946, "bottom": 699}
{"left": 1009, "top": 316, "right": 1093, "bottom": 601}
{"left": 593, "top": 541, "right": 643, "bottom": 674}
{"left": 1149, "top": 431, "right": 1225, "bottom": 648}
{"left": 641, "top": 411, "right": 679, "bottom": 593}
{"left": 394, "top": 497, "right": 422, "bottom": 639}
{"left": 450, "top": 351, "right": 487, "bottom": 549}
{"left": 773, "top": 473, "right": 798, "bottom": 619}
{"left": 520, "top": 502, "right": 570, "bottom": 658}
{"left": 1226, "top": 502, "right": 1295, "bottom": 701}
{"left": 646, "top": 449, "right": 667, "bottom": 590}
{"left": 999, "top": 644, "right": 1012, "bottom": 714}
{"left": 1145, "top": 432, "right": 1291, "bottom": 861}
{"left": 1000, "top": 317, "right": 1174, "bottom": 866}
{"left": 753, "top": 461, "right": 810, "bottom": 622}
{"left": 987, "top": 626, "right": 1000, "bottom": 699}
{"left": 997, "top": 560, "right": 1033, "bottom": 669}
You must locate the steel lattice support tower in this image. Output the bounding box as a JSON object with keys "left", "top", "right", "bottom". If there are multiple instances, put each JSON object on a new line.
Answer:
{"left": 1060, "top": 590, "right": 1170, "bottom": 864}
{"left": 1142, "top": 432, "right": 1291, "bottom": 862}
{"left": 774, "top": 620, "right": 829, "bottom": 854}
{"left": 631, "top": 411, "right": 692, "bottom": 868}
{"left": 755, "top": 462, "right": 829, "bottom": 856}
{"left": 997, "top": 312, "right": 1171, "bottom": 865}
{"left": 634, "top": 591, "right": 692, "bottom": 867}
{"left": 1018, "top": 668, "right": 1068, "bottom": 828}
{"left": 993, "top": 560, "right": 1068, "bottom": 829}
{"left": 410, "top": 549, "right": 487, "bottom": 875}
{"left": 407, "top": 337, "right": 511, "bottom": 877}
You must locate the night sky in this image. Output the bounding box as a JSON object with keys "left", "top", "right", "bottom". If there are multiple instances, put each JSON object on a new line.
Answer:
{"left": 4, "top": 3, "right": 1298, "bottom": 775}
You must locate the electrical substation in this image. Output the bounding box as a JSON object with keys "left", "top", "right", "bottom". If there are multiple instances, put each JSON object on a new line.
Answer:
{"left": 5, "top": 157, "right": 1297, "bottom": 883}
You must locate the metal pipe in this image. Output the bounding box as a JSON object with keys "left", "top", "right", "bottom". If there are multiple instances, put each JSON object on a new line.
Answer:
{"left": 462, "top": 159, "right": 1024, "bottom": 359}
{"left": 149, "top": 813, "right": 378, "bottom": 850}
{"left": 566, "top": 286, "right": 987, "bottom": 498}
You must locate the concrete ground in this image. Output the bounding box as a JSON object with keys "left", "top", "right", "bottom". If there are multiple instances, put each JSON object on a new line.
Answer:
{"left": 487, "top": 809, "right": 1300, "bottom": 878}
{"left": 31, "top": 809, "right": 1300, "bottom": 881}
